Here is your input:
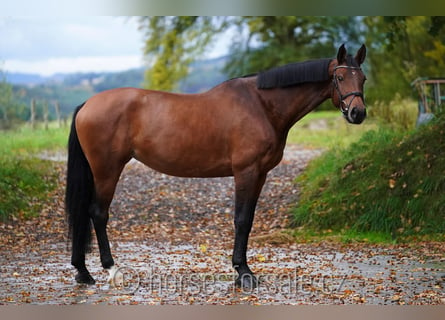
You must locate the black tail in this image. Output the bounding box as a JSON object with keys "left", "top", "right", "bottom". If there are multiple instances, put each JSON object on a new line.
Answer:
{"left": 65, "top": 103, "right": 94, "bottom": 256}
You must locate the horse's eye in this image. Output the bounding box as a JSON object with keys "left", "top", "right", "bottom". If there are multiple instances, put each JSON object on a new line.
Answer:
{"left": 338, "top": 75, "right": 344, "bottom": 81}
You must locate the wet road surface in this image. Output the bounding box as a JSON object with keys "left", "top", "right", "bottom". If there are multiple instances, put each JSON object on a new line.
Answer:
{"left": 1, "top": 145, "right": 443, "bottom": 304}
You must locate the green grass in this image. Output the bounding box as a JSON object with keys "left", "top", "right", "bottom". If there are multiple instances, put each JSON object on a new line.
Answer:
{"left": 287, "top": 111, "right": 377, "bottom": 149}
{"left": 292, "top": 113, "right": 445, "bottom": 241}
{"left": 287, "top": 96, "right": 417, "bottom": 149}
{"left": 0, "top": 123, "right": 68, "bottom": 220}
{"left": 0, "top": 123, "right": 69, "bottom": 155}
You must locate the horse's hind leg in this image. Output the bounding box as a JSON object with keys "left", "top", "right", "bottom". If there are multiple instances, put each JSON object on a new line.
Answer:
{"left": 90, "top": 163, "right": 126, "bottom": 279}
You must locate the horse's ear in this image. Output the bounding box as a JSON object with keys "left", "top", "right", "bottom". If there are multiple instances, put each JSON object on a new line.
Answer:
{"left": 355, "top": 44, "right": 366, "bottom": 66}
{"left": 337, "top": 44, "right": 347, "bottom": 65}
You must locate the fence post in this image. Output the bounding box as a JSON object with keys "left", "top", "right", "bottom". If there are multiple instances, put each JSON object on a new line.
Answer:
{"left": 54, "top": 101, "right": 62, "bottom": 128}
{"left": 43, "top": 101, "right": 49, "bottom": 130}
{"left": 30, "top": 99, "right": 36, "bottom": 130}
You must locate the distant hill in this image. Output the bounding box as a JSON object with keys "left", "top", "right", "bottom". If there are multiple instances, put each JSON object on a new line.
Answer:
{"left": 5, "top": 72, "right": 47, "bottom": 85}
{"left": 8, "top": 56, "right": 229, "bottom": 118}
{"left": 179, "top": 56, "right": 227, "bottom": 93}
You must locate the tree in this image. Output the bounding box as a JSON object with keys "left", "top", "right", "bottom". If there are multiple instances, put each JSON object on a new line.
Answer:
{"left": 0, "top": 68, "right": 27, "bottom": 129}
{"left": 0, "top": 70, "right": 15, "bottom": 129}
{"left": 223, "top": 16, "right": 363, "bottom": 77}
{"left": 139, "top": 16, "right": 364, "bottom": 89}
{"left": 0, "top": 71, "right": 12, "bottom": 122}
{"left": 363, "top": 16, "right": 445, "bottom": 103}
{"left": 139, "top": 16, "right": 227, "bottom": 91}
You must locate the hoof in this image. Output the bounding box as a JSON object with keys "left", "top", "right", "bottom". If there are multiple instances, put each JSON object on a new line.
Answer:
{"left": 235, "top": 273, "right": 258, "bottom": 290}
{"left": 75, "top": 271, "right": 95, "bottom": 285}
{"left": 107, "top": 266, "right": 124, "bottom": 287}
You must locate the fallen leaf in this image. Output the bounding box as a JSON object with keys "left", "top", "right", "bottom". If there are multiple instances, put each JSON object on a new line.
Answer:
{"left": 199, "top": 244, "right": 207, "bottom": 254}
{"left": 389, "top": 179, "right": 396, "bottom": 189}
{"left": 257, "top": 254, "right": 266, "bottom": 262}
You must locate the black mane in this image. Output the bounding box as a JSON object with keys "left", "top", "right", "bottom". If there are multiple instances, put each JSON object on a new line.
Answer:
{"left": 256, "top": 58, "right": 332, "bottom": 89}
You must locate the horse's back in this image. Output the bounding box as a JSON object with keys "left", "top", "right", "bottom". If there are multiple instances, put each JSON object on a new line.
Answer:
{"left": 75, "top": 84, "right": 281, "bottom": 178}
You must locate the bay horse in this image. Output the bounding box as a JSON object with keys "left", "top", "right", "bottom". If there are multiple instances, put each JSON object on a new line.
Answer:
{"left": 66, "top": 44, "right": 367, "bottom": 288}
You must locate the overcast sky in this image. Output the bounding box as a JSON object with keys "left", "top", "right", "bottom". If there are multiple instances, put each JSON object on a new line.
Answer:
{"left": 0, "top": 16, "right": 228, "bottom": 76}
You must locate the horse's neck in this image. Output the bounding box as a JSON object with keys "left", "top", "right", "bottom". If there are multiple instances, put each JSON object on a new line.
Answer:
{"left": 258, "top": 81, "right": 332, "bottom": 137}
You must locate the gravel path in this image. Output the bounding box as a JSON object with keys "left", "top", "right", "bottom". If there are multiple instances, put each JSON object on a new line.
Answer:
{"left": 107, "top": 145, "right": 324, "bottom": 245}
{"left": 0, "top": 144, "right": 443, "bottom": 305}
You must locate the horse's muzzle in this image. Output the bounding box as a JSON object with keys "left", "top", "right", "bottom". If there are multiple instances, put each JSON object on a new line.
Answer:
{"left": 345, "top": 106, "right": 366, "bottom": 124}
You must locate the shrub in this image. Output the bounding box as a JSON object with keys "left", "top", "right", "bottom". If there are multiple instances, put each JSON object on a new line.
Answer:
{"left": 368, "top": 95, "right": 418, "bottom": 131}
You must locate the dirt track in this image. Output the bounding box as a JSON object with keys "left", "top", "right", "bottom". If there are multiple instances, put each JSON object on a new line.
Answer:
{"left": 0, "top": 145, "right": 443, "bottom": 305}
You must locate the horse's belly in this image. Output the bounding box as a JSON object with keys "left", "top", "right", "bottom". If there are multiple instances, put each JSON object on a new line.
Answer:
{"left": 133, "top": 146, "right": 233, "bottom": 178}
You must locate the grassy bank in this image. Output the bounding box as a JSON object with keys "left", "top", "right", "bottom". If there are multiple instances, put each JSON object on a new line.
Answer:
{"left": 292, "top": 113, "right": 445, "bottom": 241}
{"left": 0, "top": 124, "right": 68, "bottom": 220}
{"left": 287, "top": 111, "right": 377, "bottom": 149}
{"left": 287, "top": 98, "right": 418, "bottom": 149}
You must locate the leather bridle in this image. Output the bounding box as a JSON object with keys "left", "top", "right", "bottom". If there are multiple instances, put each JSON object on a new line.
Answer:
{"left": 332, "top": 65, "right": 365, "bottom": 118}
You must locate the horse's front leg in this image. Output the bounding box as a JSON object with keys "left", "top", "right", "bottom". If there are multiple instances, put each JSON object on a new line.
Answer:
{"left": 232, "top": 168, "right": 267, "bottom": 289}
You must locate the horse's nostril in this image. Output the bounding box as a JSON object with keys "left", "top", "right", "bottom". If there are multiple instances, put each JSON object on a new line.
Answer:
{"left": 350, "top": 107, "right": 366, "bottom": 124}
{"left": 351, "top": 108, "right": 358, "bottom": 118}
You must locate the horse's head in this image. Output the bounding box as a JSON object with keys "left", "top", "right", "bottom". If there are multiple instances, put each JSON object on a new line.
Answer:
{"left": 331, "top": 44, "right": 367, "bottom": 124}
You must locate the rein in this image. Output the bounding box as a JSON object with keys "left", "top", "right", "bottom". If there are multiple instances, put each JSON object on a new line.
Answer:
{"left": 332, "top": 65, "right": 365, "bottom": 117}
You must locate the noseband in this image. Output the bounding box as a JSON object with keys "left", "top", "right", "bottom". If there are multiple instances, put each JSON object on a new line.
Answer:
{"left": 333, "top": 65, "right": 365, "bottom": 117}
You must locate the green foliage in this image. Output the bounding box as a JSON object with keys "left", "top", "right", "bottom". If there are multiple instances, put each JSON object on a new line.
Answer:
{"left": 138, "top": 16, "right": 365, "bottom": 89}
{"left": 0, "top": 125, "right": 68, "bottom": 220}
{"left": 0, "top": 156, "right": 55, "bottom": 220}
{"left": 293, "top": 113, "right": 445, "bottom": 239}
{"left": 367, "top": 96, "right": 418, "bottom": 131}
{"left": 364, "top": 16, "right": 445, "bottom": 104}
{"left": 0, "top": 69, "right": 27, "bottom": 129}
{"left": 139, "top": 17, "right": 227, "bottom": 91}
{"left": 224, "top": 16, "right": 363, "bottom": 77}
